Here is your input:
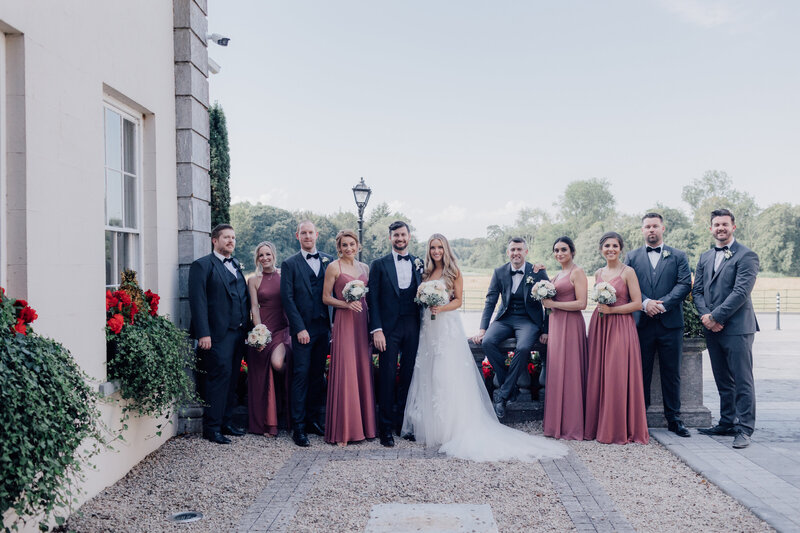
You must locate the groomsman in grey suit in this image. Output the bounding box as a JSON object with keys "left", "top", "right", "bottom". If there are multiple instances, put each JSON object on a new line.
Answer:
{"left": 625, "top": 213, "right": 692, "bottom": 437}
{"left": 693, "top": 208, "right": 759, "bottom": 448}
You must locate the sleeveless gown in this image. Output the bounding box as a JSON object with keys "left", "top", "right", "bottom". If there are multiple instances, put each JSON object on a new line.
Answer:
{"left": 543, "top": 273, "right": 588, "bottom": 440}
{"left": 584, "top": 271, "right": 649, "bottom": 444}
{"left": 325, "top": 272, "right": 377, "bottom": 444}
{"left": 248, "top": 273, "right": 292, "bottom": 436}
{"left": 403, "top": 304, "right": 568, "bottom": 462}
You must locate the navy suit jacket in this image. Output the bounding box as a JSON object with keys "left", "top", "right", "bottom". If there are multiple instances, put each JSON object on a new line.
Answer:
{"left": 479, "top": 262, "right": 548, "bottom": 332}
{"left": 625, "top": 245, "right": 691, "bottom": 329}
{"left": 692, "top": 240, "right": 760, "bottom": 336}
{"left": 367, "top": 253, "right": 422, "bottom": 334}
{"left": 280, "top": 251, "right": 334, "bottom": 336}
{"left": 188, "top": 253, "right": 250, "bottom": 342}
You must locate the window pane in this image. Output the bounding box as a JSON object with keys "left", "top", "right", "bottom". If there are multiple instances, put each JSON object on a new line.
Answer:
{"left": 105, "top": 231, "right": 114, "bottom": 287}
{"left": 106, "top": 169, "right": 123, "bottom": 227}
{"left": 104, "top": 108, "right": 121, "bottom": 170}
{"left": 123, "top": 119, "right": 136, "bottom": 174}
{"left": 124, "top": 175, "right": 137, "bottom": 228}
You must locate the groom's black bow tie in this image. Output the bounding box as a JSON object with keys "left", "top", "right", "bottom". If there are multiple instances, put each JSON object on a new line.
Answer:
{"left": 222, "top": 257, "right": 234, "bottom": 264}
{"left": 397, "top": 255, "right": 411, "bottom": 261}
{"left": 306, "top": 253, "right": 320, "bottom": 260}
{"left": 713, "top": 245, "right": 729, "bottom": 252}
{"left": 510, "top": 269, "right": 524, "bottom": 276}
{"left": 646, "top": 246, "right": 662, "bottom": 254}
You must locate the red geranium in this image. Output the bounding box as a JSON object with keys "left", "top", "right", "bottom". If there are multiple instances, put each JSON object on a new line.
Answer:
{"left": 13, "top": 299, "right": 28, "bottom": 308}
{"left": 106, "top": 290, "right": 119, "bottom": 311}
{"left": 117, "top": 291, "right": 132, "bottom": 306}
{"left": 19, "top": 306, "right": 38, "bottom": 324}
{"left": 107, "top": 314, "right": 125, "bottom": 334}
{"left": 12, "top": 319, "right": 27, "bottom": 335}
{"left": 144, "top": 290, "right": 160, "bottom": 316}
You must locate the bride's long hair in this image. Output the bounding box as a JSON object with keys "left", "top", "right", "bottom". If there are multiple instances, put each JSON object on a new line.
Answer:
{"left": 423, "top": 233, "right": 460, "bottom": 291}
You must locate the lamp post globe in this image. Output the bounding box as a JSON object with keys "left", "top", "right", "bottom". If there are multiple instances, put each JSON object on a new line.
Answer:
{"left": 352, "top": 178, "right": 372, "bottom": 261}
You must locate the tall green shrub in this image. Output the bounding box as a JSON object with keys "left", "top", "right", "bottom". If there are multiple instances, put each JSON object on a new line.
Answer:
{"left": 209, "top": 102, "right": 231, "bottom": 228}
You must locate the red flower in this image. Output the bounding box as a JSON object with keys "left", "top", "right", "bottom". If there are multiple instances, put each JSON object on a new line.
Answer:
{"left": 12, "top": 319, "right": 27, "bottom": 335}
{"left": 106, "top": 290, "right": 119, "bottom": 311}
{"left": 13, "top": 299, "right": 28, "bottom": 308}
{"left": 240, "top": 359, "right": 248, "bottom": 373}
{"left": 482, "top": 359, "right": 493, "bottom": 379}
{"left": 19, "top": 306, "right": 37, "bottom": 324}
{"left": 145, "top": 290, "right": 160, "bottom": 316}
{"left": 130, "top": 302, "right": 138, "bottom": 321}
{"left": 116, "top": 291, "right": 132, "bottom": 306}
{"left": 527, "top": 362, "right": 537, "bottom": 375}
{"left": 107, "top": 313, "right": 125, "bottom": 334}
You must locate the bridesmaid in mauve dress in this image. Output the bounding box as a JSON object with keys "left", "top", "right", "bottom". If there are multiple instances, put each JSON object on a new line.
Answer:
{"left": 321, "top": 230, "right": 377, "bottom": 446}
{"left": 246, "top": 242, "right": 292, "bottom": 436}
{"left": 584, "top": 231, "right": 649, "bottom": 445}
{"left": 541, "top": 236, "right": 588, "bottom": 440}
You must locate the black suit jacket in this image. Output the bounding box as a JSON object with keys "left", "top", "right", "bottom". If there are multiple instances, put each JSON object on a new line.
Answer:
{"left": 625, "top": 245, "right": 691, "bottom": 329}
{"left": 479, "top": 262, "right": 548, "bottom": 331}
{"left": 367, "top": 253, "right": 423, "bottom": 334}
{"left": 692, "top": 240, "right": 760, "bottom": 336}
{"left": 280, "top": 251, "right": 334, "bottom": 336}
{"left": 188, "top": 253, "right": 250, "bottom": 342}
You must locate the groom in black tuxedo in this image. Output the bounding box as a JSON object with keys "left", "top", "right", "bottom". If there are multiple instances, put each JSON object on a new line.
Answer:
{"left": 367, "top": 220, "right": 422, "bottom": 447}
{"left": 280, "top": 220, "right": 333, "bottom": 447}
{"left": 693, "top": 208, "right": 759, "bottom": 448}
{"left": 473, "top": 237, "right": 548, "bottom": 419}
{"left": 188, "top": 224, "right": 250, "bottom": 444}
{"left": 625, "top": 212, "right": 692, "bottom": 437}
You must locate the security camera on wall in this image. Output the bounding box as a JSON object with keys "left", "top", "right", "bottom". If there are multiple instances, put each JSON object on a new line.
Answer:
{"left": 207, "top": 33, "right": 230, "bottom": 46}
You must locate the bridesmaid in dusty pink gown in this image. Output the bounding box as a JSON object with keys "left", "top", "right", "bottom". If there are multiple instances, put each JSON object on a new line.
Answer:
{"left": 585, "top": 232, "right": 649, "bottom": 445}
{"left": 321, "top": 230, "right": 377, "bottom": 446}
{"left": 541, "top": 236, "right": 588, "bottom": 440}
{"left": 246, "top": 242, "right": 292, "bottom": 436}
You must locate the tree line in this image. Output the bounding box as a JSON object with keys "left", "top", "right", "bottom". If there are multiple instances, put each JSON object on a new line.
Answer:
{"left": 229, "top": 171, "right": 800, "bottom": 276}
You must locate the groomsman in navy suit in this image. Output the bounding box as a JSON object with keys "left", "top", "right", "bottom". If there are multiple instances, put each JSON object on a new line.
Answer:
{"left": 281, "top": 220, "right": 333, "bottom": 447}
{"left": 367, "top": 220, "right": 422, "bottom": 447}
{"left": 473, "top": 237, "right": 548, "bottom": 419}
{"left": 625, "top": 213, "right": 692, "bottom": 437}
{"left": 693, "top": 208, "right": 759, "bottom": 448}
{"left": 189, "top": 224, "right": 250, "bottom": 444}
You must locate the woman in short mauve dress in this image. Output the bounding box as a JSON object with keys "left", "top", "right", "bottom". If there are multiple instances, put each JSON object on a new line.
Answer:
{"left": 247, "top": 241, "right": 292, "bottom": 436}
{"left": 584, "top": 231, "right": 649, "bottom": 445}
{"left": 541, "top": 236, "right": 588, "bottom": 440}
{"left": 321, "top": 230, "right": 376, "bottom": 446}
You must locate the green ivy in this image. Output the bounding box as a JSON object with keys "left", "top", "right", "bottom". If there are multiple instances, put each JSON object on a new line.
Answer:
{"left": 1, "top": 333, "right": 102, "bottom": 532}
{"left": 683, "top": 294, "right": 705, "bottom": 339}
{"left": 108, "top": 314, "right": 199, "bottom": 426}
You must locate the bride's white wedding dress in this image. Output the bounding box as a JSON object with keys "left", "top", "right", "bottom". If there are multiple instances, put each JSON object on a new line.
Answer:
{"left": 402, "top": 307, "right": 568, "bottom": 462}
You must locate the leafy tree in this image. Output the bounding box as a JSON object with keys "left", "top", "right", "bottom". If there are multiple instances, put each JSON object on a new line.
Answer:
{"left": 209, "top": 103, "right": 231, "bottom": 228}
{"left": 556, "top": 178, "right": 616, "bottom": 233}
{"left": 230, "top": 202, "right": 298, "bottom": 271}
{"left": 751, "top": 203, "right": 800, "bottom": 275}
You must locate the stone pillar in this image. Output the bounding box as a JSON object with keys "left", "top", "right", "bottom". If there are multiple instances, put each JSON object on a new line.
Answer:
{"left": 174, "top": 0, "right": 210, "bottom": 434}
{"left": 646, "top": 337, "right": 712, "bottom": 428}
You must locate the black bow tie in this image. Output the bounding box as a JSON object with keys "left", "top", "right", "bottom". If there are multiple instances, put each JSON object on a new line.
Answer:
{"left": 510, "top": 269, "right": 524, "bottom": 276}
{"left": 222, "top": 257, "right": 234, "bottom": 264}
{"left": 397, "top": 255, "right": 411, "bottom": 261}
{"left": 306, "top": 253, "right": 320, "bottom": 260}
{"left": 714, "top": 246, "right": 729, "bottom": 252}
{"left": 646, "top": 246, "right": 661, "bottom": 254}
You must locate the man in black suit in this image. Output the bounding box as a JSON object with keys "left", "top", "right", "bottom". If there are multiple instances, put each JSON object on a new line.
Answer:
{"left": 280, "top": 220, "right": 333, "bottom": 447}
{"left": 472, "top": 237, "right": 548, "bottom": 419}
{"left": 188, "top": 224, "right": 250, "bottom": 444}
{"left": 693, "top": 208, "right": 760, "bottom": 448}
{"left": 625, "top": 212, "right": 692, "bottom": 437}
{"left": 367, "top": 220, "right": 422, "bottom": 447}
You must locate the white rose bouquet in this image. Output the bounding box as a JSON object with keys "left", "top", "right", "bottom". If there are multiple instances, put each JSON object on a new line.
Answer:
{"left": 342, "top": 279, "right": 368, "bottom": 302}
{"left": 530, "top": 280, "right": 556, "bottom": 301}
{"left": 246, "top": 323, "right": 272, "bottom": 350}
{"left": 414, "top": 280, "right": 450, "bottom": 320}
{"left": 590, "top": 282, "right": 617, "bottom": 317}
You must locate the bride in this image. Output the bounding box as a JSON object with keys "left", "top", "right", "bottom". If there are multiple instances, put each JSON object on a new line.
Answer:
{"left": 402, "top": 234, "right": 568, "bottom": 462}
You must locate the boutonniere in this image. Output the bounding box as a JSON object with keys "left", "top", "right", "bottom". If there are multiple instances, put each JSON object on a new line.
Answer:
{"left": 322, "top": 256, "right": 330, "bottom": 264}
{"left": 662, "top": 250, "right": 671, "bottom": 259}
{"left": 724, "top": 249, "right": 733, "bottom": 260}
{"left": 525, "top": 275, "right": 535, "bottom": 285}
{"left": 414, "top": 258, "right": 424, "bottom": 272}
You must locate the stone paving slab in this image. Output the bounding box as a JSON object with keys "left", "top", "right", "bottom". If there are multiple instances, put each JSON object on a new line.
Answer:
{"left": 365, "top": 503, "right": 499, "bottom": 532}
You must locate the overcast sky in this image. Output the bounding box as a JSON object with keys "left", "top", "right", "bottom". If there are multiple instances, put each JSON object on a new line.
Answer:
{"left": 207, "top": 0, "right": 799, "bottom": 240}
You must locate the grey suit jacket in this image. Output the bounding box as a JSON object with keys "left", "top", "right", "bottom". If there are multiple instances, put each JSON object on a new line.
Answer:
{"left": 692, "top": 240, "right": 760, "bottom": 336}
{"left": 625, "top": 244, "right": 691, "bottom": 329}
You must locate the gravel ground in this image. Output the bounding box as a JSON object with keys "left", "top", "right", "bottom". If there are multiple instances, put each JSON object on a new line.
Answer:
{"left": 66, "top": 422, "right": 773, "bottom": 533}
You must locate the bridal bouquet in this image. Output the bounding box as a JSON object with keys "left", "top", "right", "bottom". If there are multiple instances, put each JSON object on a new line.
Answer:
{"left": 590, "top": 282, "right": 617, "bottom": 317}
{"left": 414, "top": 280, "right": 450, "bottom": 320}
{"left": 530, "top": 280, "right": 556, "bottom": 301}
{"left": 342, "top": 279, "right": 368, "bottom": 302}
{"left": 246, "top": 323, "right": 272, "bottom": 350}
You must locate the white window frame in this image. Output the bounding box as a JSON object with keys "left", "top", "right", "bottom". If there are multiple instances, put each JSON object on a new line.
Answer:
{"left": 104, "top": 100, "right": 144, "bottom": 290}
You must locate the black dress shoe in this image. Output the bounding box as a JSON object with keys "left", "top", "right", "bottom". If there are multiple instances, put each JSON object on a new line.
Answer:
{"left": 222, "top": 424, "right": 246, "bottom": 436}
{"left": 203, "top": 431, "right": 231, "bottom": 445}
{"left": 698, "top": 424, "right": 737, "bottom": 436}
{"left": 380, "top": 433, "right": 395, "bottom": 447}
{"left": 308, "top": 421, "right": 325, "bottom": 436}
{"left": 292, "top": 430, "right": 310, "bottom": 447}
{"left": 401, "top": 433, "right": 416, "bottom": 442}
{"left": 667, "top": 420, "right": 691, "bottom": 438}
{"left": 494, "top": 400, "right": 506, "bottom": 419}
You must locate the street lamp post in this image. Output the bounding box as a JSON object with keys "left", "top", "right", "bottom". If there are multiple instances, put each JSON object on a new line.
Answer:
{"left": 352, "top": 177, "right": 372, "bottom": 261}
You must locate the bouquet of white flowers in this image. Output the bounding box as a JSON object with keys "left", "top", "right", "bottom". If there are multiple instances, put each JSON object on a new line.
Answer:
{"left": 246, "top": 323, "right": 272, "bottom": 350}
{"left": 530, "top": 280, "right": 556, "bottom": 301}
{"left": 414, "top": 280, "right": 450, "bottom": 320}
{"left": 590, "top": 282, "right": 617, "bottom": 317}
{"left": 342, "top": 279, "right": 368, "bottom": 302}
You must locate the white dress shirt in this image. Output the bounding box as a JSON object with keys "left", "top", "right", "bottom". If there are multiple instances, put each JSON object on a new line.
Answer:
{"left": 642, "top": 244, "right": 665, "bottom": 312}
{"left": 714, "top": 238, "right": 734, "bottom": 273}
{"left": 214, "top": 251, "right": 239, "bottom": 277}
{"left": 393, "top": 250, "right": 412, "bottom": 289}
{"left": 302, "top": 248, "right": 321, "bottom": 276}
{"left": 510, "top": 266, "right": 524, "bottom": 293}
